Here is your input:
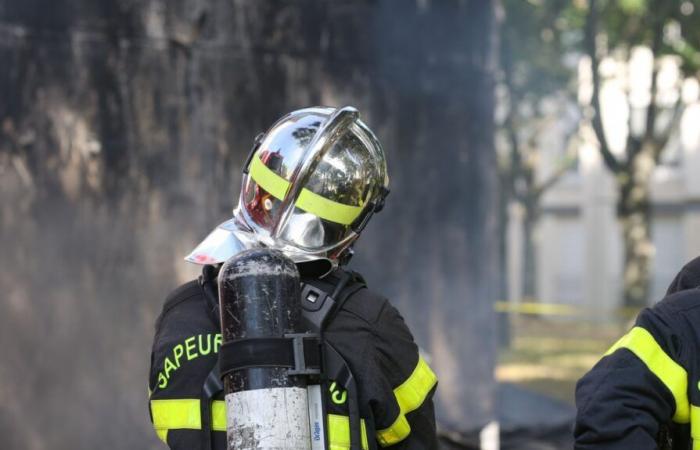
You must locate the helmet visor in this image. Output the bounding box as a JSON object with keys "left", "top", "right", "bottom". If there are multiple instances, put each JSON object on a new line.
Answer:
{"left": 241, "top": 150, "right": 287, "bottom": 230}
{"left": 276, "top": 133, "right": 376, "bottom": 251}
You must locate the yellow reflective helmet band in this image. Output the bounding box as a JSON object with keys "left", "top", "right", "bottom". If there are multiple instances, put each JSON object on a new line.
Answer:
{"left": 249, "top": 155, "right": 289, "bottom": 200}
{"left": 150, "top": 399, "right": 227, "bottom": 442}
{"left": 376, "top": 356, "right": 438, "bottom": 446}
{"left": 296, "top": 187, "right": 364, "bottom": 226}
{"left": 249, "top": 154, "right": 363, "bottom": 225}
{"left": 605, "top": 326, "right": 689, "bottom": 423}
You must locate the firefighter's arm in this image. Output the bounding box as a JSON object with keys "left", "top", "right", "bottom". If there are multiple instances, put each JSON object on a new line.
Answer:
{"left": 370, "top": 301, "right": 439, "bottom": 449}
{"left": 574, "top": 306, "right": 688, "bottom": 450}
{"left": 148, "top": 281, "right": 225, "bottom": 449}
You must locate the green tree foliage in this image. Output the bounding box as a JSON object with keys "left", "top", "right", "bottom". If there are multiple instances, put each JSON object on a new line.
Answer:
{"left": 584, "top": 0, "right": 700, "bottom": 307}
{"left": 502, "top": 0, "right": 700, "bottom": 307}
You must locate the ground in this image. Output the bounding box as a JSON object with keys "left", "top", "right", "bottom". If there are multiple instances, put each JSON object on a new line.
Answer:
{"left": 496, "top": 313, "right": 636, "bottom": 405}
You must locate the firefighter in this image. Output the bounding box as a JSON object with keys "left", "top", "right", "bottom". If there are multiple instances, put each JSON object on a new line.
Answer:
{"left": 148, "top": 106, "right": 438, "bottom": 449}
{"left": 574, "top": 256, "right": 700, "bottom": 449}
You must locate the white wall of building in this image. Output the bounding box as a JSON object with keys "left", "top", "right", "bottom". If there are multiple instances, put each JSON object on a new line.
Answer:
{"left": 513, "top": 52, "right": 700, "bottom": 311}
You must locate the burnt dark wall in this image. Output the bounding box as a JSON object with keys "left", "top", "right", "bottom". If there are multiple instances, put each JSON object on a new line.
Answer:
{"left": 0, "top": 1, "right": 496, "bottom": 448}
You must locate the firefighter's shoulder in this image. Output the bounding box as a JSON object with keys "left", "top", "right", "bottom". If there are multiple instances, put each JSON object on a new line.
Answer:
{"left": 332, "top": 287, "right": 438, "bottom": 446}
{"left": 630, "top": 288, "right": 700, "bottom": 357}
{"left": 158, "top": 280, "right": 204, "bottom": 321}
{"left": 652, "top": 288, "right": 700, "bottom": 317}
{"left": 337, "top": 285, "right": 389, "bottom": 325}
{"left": 150, "top": 279, "right": 220, "bottom": 394}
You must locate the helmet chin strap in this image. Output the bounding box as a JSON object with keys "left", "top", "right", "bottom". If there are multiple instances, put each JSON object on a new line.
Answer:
{"left": 352, "top": 186, "right": 390, "bottom": 234}
{"left": 297, "top": 258, "right": 335, "bottom": 278}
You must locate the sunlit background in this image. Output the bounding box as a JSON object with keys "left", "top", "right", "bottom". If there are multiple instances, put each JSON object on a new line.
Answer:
{"left": 1, "top": 1, "right": 699, "bottom": 449}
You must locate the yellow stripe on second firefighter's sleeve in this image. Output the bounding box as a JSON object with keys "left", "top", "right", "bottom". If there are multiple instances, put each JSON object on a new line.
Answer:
{"left": 327, "top": 414, "right": 369, "bottom": 450}
{"left": 605, "top": 326, "right": 689, "bottom": 423}
{"left": 376, "top": 356, "right": 438, "bottom": 446}
{"left": 690, "top": 405, "right": 700, "bottom": 447}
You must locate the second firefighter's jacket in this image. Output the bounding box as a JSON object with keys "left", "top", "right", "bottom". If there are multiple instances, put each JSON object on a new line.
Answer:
{"left": 575, "top": 258, "right": 700, "bottom": 450}
{"left": 148, "top": 269, "right": 438, "bottom": 449}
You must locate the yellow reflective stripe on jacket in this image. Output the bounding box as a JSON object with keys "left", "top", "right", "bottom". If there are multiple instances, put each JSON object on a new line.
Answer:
{"left": 605, "top": 326, "right": 689, "bottom": 423}
{"left": 155, "top": 429, "right": 168, "bottom": 443}
{"left": 212, "top": 400, "right": 226, "bottom": 431}
{"left": 377, "top": 356, "right": 438, "bottom": 446}
{"left": 150, "top": 399, "right": 227, "bottom": 442}
{"left": 249, "top": 154, "right": 363, "bottom": 225}
{"left": 691, "top": 405, "right": 700, "bottom": 448}
{"left": 151, "top": 399, "right": 370, "bottom": 448}
{"left": 327, "top": 414, "right": 369, "bottom": 450}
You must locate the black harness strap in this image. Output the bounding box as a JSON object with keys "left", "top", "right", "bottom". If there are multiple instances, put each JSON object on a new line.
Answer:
{"left": 219, "top": 336, "right": 321, "bottom": 376}
{"left": 324, "top": 343, "right": 364, "bottom": 450}
{"left": 301, "top": 270, "right": 369, "bottom": 450}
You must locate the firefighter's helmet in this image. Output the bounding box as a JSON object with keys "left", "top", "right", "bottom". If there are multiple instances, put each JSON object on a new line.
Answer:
{"left": 186, "top": 106, "right": 389, "bottom": 273}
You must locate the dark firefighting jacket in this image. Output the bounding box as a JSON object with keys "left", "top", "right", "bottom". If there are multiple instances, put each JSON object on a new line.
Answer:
{"left": 148, "top": 267, "right": 438, "bottom": 449}
{"left": 575, "top": 257, "right": 700, "bottom": 450}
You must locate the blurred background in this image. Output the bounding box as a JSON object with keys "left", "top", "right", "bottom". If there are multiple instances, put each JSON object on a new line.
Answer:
{"left": 1, "top": 0, "right": 699, "bottom": 449}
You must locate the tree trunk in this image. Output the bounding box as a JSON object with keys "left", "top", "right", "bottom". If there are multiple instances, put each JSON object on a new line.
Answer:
{"left": 618, "top": 148, "right": 655, "bottom": 308}
{"left": 0, "top": 0, "right": 497, "bottom": 446}
{"left": 344, "top": 0, "right": 498, "bottom": 433}
{"left": 522, "top": 196, "right": 539, "bottom": 299}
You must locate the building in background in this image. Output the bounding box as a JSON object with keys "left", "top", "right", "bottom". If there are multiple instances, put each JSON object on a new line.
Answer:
{"left": 508, "top": 49, "right": 700, "bottom": 313}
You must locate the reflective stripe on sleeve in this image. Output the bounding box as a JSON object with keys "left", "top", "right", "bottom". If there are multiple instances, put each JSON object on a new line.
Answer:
{"left": 605, "top": 326, "right": 689, "bottom": 423}
{"left": 376, "top": 356, "right": 438, "bottom": 446}
{"left": 155, "top": 429, "right": 168, "bottom": 443}
{"left": 150, "top": 399, "right": 227, "bottom": 440}
{"left": 327, "top": 414, "right": 369, "bottom": 450}
{"left": 150, "top": 399, "right": 369, "bottom": 449}
{"left": 249, "top": 154, "right": 363, "bottom": 225}
{"left": 691, "top": 405, "right": 700, "bottom": 448}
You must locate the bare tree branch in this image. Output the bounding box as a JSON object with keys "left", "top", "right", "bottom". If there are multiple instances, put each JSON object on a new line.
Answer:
{"left": 501, "top": 33, "right": 527, "bottom": 200}
{"left": 643, "top": 3, "right": 665, "bottom": 144}
{"left": 532, "top": 125, "right": 579, "bottom": 200}
{"left": 624, "top": 47, "right": 645, "bottom": 162}
{"left": 585, "top": 0, "right": 623, "bottom": 174}
{"left": 653, "top": 98, "right": 684, "bottom": 162}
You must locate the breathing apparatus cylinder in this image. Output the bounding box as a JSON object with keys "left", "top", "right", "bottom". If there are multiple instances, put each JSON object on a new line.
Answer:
{"left": 218, "top": 249, "right": 311, "bottom": 450}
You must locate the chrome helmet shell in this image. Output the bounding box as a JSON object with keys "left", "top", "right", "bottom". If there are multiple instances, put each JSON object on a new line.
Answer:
{"left": 186, "top": 106, "right": 389, "bottom": 273}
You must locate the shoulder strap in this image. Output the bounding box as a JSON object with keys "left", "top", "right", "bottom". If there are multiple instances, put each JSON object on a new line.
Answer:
{"left": 302, "top": 270, "right": 370, "bottom": 450}
{"left": 300, "top": 269, "right": 367, "bottom": 332}
{"left": 199, "top": 264, "right": 221, "bottom": 326}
